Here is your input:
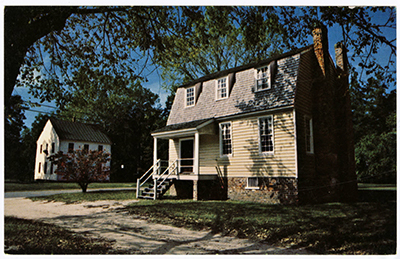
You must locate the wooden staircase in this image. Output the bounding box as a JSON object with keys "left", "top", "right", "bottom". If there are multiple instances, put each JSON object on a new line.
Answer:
{"left": 139, "top": 179, "right": 174, "bottom": 199}
{"left": 136, "top": 159, "right": 178, "bottom": 200}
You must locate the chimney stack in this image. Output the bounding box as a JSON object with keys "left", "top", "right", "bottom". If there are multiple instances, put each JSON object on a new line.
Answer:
{"left": 312, "top": 25, "right": 329, "bottom": 76}
{"left": 334, "top": 41, "right": 349, "bottom": 76}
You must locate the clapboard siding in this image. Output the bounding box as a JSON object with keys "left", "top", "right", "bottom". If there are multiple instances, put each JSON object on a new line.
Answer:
{"left": 199, "top": 134, "right": 219, "bottom": 174}
{"left": 169, "top": 139, "right": 179, "bottom": 162}
{"left": 196, "top": 109, "right": 296, "bottom": 177}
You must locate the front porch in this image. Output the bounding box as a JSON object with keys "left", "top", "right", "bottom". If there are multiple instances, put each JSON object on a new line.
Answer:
{"left": 137, "top": 119, "right": 223, "bottom": 200}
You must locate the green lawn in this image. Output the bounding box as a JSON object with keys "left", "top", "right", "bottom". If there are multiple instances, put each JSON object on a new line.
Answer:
{"left": 125, "top": 199, "right": 396, "bottom": 255}
{"left": 4, "top": 217, "right": 114, "bottom": 254}
{"left": 20, "top": 186, "right": 397, "bottom": 255}
{"left": 5, "top": 182, "right": 135, "bottom": 192}
{"left": 31, "top": 190, "right": 137, "bottom": 203}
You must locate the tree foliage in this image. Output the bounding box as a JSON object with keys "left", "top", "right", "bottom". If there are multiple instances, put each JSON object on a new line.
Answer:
{"left": 50, "top": 149, "right": 111, "bottom": 192}
{"left": 5, "top": 95, "right": 27, "bottom": 180}
{"left": 57, "top": 67, "right": 167, "bottom": 181}
{"left": 152, "top": 6, "right": 290, "bottom": 88}
{"left": 351, "top": 70, "right": 396, "bottom": 183}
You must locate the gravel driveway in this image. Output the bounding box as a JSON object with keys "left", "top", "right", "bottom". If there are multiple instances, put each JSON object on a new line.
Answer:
{"left": 4, "top": 198, "right": 312, "bottom": 254}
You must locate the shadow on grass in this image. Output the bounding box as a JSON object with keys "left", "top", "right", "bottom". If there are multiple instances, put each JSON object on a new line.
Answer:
{"left": 126, "top": 198, "right": 396, "bottom": 255}
{"left": 4, "top": 217, "right": 113, "bottom": 254}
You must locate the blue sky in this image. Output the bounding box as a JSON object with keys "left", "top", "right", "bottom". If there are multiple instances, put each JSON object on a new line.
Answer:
{"left": 12, "top": 6, "right": 396, "bottom": 129}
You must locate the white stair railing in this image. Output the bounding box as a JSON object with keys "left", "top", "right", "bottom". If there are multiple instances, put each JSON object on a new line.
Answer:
{"left": 136, "top": 159, "right": 179, "bottom": 199}
{"left": 136, "top": 159, "right": 160, "bottom": 199}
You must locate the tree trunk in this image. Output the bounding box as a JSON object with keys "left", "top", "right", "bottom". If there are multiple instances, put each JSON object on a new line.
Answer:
{"left": 79, "top": 183, "right": 88, "bottom": 193}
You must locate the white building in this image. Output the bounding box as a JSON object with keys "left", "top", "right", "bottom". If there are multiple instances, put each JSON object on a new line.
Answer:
{"left": 34, "top": 118, "right": 112, "bottom": 181}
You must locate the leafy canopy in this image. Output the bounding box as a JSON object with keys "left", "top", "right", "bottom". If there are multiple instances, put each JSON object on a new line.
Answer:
{"left": 50, "top": 149, "right": 111, "bottom": 192}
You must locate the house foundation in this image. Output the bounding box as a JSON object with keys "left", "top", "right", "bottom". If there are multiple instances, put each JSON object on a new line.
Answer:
{"left": 227, "top": 177, "right": 298, "bottom": 204}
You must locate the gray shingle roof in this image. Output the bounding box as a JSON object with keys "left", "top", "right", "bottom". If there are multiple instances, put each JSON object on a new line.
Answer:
{"left": 50, "top": 118, "right": 112, "bottom": 144}
{"left": 166, "top": 46, "right": 312, "bottom": 127}
{"left": 152, "top": 118, "right": 212, "bottom": 134}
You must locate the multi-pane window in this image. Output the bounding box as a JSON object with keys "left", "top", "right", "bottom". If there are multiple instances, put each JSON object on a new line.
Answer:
{"left": 247, "top": 177, "right": 259, "bottom": 189}
{"left": 306, "top": 117, "right": 314, "bottom": 153}
{"left": 259, "top": 116, "right": 274, "bottom": 153}
{"left": 220, "top": 122, "right": 232, "bottom": 156}
{"left": 256, "top": 66, "right": 270, "bottom": 91}
{"left": 68, "top": 143, "right": 74, "bottom": 152}
{"left": 216, "top": 77, "right": 228, "bottom": 100}
{"left": 83, "top": 144, "right": 89, "bottom": 153}
{"left": 186, "top": 87, "right": 195, "bottom": 107}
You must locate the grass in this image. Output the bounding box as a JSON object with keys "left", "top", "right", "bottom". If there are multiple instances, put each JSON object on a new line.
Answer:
{"left": 20, "top": 187, "right": 397, "bottom": 255}
{"left": 31, "top": 190, "right": 137, "bottom": 203}
{"left": 124, "top": 199, "right": 396, "bottom": 255}
{"left": 4, "top": 217, "right": 114, "bottom": 254}
{"left": 5, "top": 182, "right": 135, "bottom": 192}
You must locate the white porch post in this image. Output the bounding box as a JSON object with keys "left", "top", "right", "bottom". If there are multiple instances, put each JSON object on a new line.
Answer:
{"left": 153, "top": 137, "right": 158, "bottom": 167}
{"left": 194, "top": 132, "right": 199, "bottom": 175}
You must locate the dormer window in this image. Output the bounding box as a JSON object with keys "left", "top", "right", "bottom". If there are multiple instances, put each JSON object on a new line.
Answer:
{"left": 256, "top": 65, "right": 271, "bottom": 91}
{"left": 186, "top": 87, "right": 195, "bottom": 107}
{"left": 216, "top": 77, "right": 228, "bottom": 100}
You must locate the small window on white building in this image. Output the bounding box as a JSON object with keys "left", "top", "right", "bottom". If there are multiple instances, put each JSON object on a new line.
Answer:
{"left": 38, "top": 162, "right": 41, "bottom": 173}
{"left": 246, "top": 177, "right": 260, "bottom": 189}
{"left": 186, "top": 87, "right": 195, "bottom": 107}
{"left": 50, "top": 163, "right": 54, "bottom": 174}
{"left": 40, "top": 144, "right": 43, "bottom": 154}
{"left": 216, "top": 77, "right": 228, "bottom": 100}
{"left": 44, "top": 162, "right": 48, "bottom": 174}
{"left": 84, "top": 144, "right": 89, "bottom": 153}
{"left": 98, "top": 145, "right": 103, "bottom": 152}
{"left": 68, "top": 143, "right": 74, "bottom": 152}
{"left": 220, "top": 122, "right": 232, "bottom": 156}
{"left": 51, "top": 143, "right": 55, "bottom": 153}
{"left": 259, "top": 116, "right": 274, "bottom": 153}
{"left": 305, "top": 117, "right": 314, "bottom": 154}
{"left": 256, "top": 65, "right": 271, "bottom": 91}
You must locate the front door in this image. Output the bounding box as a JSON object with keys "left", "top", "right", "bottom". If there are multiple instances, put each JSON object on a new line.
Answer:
{"left": 179, "top": 138, "right": 194, "bottom": 173}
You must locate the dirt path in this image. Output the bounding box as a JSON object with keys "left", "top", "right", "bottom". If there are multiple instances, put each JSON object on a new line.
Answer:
{"left": 5, "top": 198, "right": 312, "bottom": 254}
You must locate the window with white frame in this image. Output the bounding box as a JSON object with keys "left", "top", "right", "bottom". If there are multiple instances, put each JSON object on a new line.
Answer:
{"left": 305, "top": 117, "right": 314, "bottom": 153}
{"left": 186, "top": 87, "right": 195, "bottom": 107}
{"left": 246, "top": 177, "right": 260, "bottom": 189}
{"left": 256, "top": 65, "right": 271, "bottom": 91}
{"left": 220, "top": 122, "right": 232, "bottom": 156}
{"left": 259, "top": 116, "right": 274, "bottom": 153}
{"left": 216, "top": 77, "right": 228, "bottom": 100}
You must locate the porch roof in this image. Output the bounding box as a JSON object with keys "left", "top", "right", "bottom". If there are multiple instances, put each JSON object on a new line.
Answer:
{"left": 151, "top": 118, "right": 214, "bottom": 138}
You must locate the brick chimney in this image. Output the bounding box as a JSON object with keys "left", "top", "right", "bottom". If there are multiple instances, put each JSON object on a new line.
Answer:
{"left": 312, "top": 26, "right": 329, "bottom": 76}
{"left": 334, "top": 41, "right": 349, "bottom": 76}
